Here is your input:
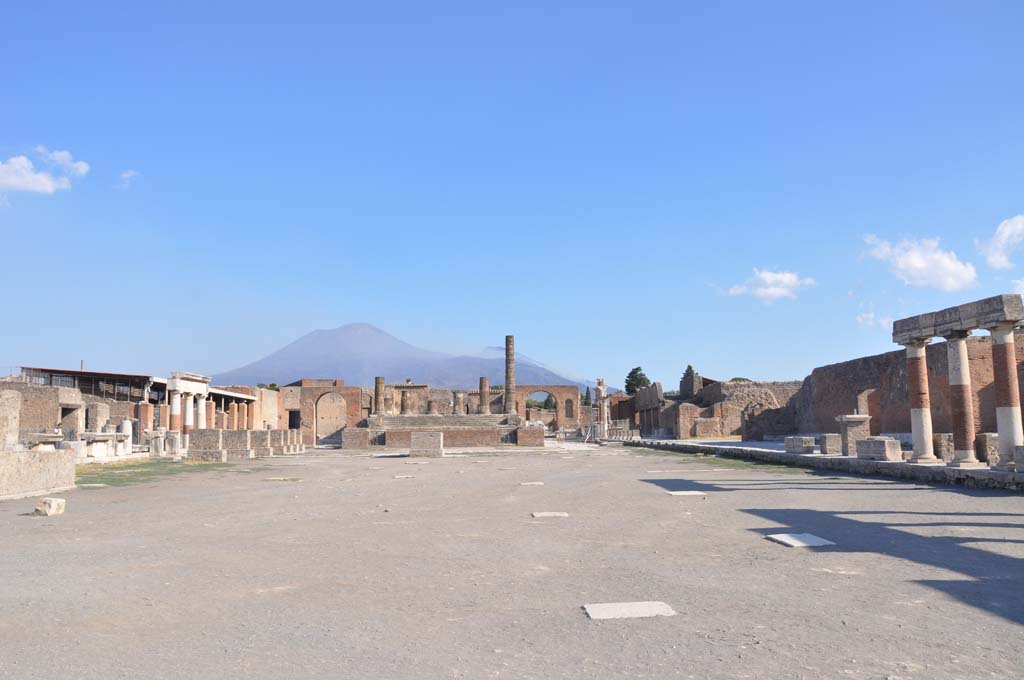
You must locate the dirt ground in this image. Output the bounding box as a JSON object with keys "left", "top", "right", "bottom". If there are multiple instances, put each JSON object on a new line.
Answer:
{"left": 1, "top": 444, "right": 1021, "bottom": 679}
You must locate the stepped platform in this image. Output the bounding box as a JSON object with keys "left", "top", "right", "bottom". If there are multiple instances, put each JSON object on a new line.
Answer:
{"left": 373, "top": 414, "right": 508, "bottom": 430}
{"left": 344, "top": 413, "right": 531, "bottom": 450}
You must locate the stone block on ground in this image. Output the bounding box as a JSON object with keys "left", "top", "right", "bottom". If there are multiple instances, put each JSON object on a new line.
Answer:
{"left": 975, "top": 433, "right": 999, "bottom": 466}
{"left": 342, "top": 428, "right": 371, "bottom": 450}
{"left": 784, "top": 436, "right": 815, "bottom": 454}
{"left": 819, "top": 433, "right": 842, "bottom": 456}
{"left": 410, "top": 431, "right": 443, "bottom": 457}
{"left": 933, "top": 433, "right": 954, "bottom": 463}
{"left": 516, "top": 426, "right": 545, "bottom": 447}
{"left": 34, "top": 497, "right": 66, "bottom": 516}
{"left": 249, "top": 430, "right": 273, "bottom": 458}
{"left": 856, "top": 436, "right": 903, "bottom": 462}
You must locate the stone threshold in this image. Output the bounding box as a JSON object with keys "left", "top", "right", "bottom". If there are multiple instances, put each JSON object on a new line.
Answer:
{"left": 626, "top": 440, "right": 1024, "bottom": 493}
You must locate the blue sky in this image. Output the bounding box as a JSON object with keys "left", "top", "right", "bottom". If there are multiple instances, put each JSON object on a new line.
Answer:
{"left": 2, "top": 1, "right": 1023, "bottom": 388}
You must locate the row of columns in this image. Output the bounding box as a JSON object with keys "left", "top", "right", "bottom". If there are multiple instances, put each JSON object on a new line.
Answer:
{"left": 369, "top": 333, "right": 514, "bottom": 418}
{"left": 166, "top": 390, "right": 257, "bottom": 432}
{"left": 902, "top": 322, "right": 1022, "bottom": 469}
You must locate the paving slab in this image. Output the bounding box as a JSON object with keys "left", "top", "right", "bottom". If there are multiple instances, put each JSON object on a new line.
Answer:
{"left": 519, "top": 482, "right": 545, "bottom": 486}
{"left": 531, "top": 512, "right": 569, "bottom": 518}
{"left": 765, "top": 533, "right": 836, "bottom": 548}
{"left": 583, "top": 601, "right": 677, "bottom": 620}
{"left": 665, "top": 490, "right": 706, "bottom": 496}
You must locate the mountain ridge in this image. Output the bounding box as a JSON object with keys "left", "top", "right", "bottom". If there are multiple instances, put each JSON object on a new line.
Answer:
{"left": 213, "top": 323, "right": 594, "bottom": 391}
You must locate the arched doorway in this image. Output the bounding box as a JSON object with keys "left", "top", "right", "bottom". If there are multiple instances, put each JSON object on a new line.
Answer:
{"left": 524, "top": 390, "right": 559, "bottom": 430}
{"left": 315, "top": 392, "right": 347, "bottom": 445}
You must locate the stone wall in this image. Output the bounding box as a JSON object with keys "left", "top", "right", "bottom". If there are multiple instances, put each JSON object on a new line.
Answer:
{"left": 0, "top": 383, "right": 84, "bottom": 438}
{"left": 792, "top": 332, "right": 1024, "bottom": 436}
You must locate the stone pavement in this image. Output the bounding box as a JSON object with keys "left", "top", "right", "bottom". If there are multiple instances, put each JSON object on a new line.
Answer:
{"left": 0, "top": 446, "right": 1021, "bottom": 679}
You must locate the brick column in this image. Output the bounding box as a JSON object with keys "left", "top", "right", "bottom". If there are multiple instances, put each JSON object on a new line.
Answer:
{"left": 137, "top": 402, "right": 155, "bottom": 434}
{"left": 453, "top": 391, "right": 465, "bottom": 415}
{"left": 904, "top": 339, "right": 938, "bottom": 463}
{"left": 229, "top": 401, "right": 238, "bottom": 430}
{"left": 374, "top": 377, "right": 385, "bottom": 415}
{"left": 239, "top": 402, "right": 249, "bottom": 430}
{"left": 205, "top": 400, "right": 215, "bottom": 430}
{"left": 479, "top": 377, "right": 490, "bottom": 414}
{"left": 182, "top": 393, "right": 194, "bottom": 435}
{"left": 944, "top": 332, "right": 984, "bottom": 467}
{"left": 169, "top": 390, "right": 182, "bottom": 431}
{"left": 400, "top": 390, "right": 410, "bottom": 415}
{"left": 988, "top": 321, "right": 1023, "bottom": 470}
{"left": 504, "top": 335, "right": 515, "bottom": 414}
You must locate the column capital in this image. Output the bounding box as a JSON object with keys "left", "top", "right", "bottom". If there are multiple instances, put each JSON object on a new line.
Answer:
{"left": 901, "top": 337, "right": 931, "bottom": 350}
{"left": 984, "top": 320, "right": 1019, "bottom": 335}
{"left": 941, "top": 330, "right": 971, "bottom": 341}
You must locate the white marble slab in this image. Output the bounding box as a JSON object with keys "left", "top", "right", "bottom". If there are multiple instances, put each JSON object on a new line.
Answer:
{"left": 583, "top": 601, "right": 677, "bottom": 620}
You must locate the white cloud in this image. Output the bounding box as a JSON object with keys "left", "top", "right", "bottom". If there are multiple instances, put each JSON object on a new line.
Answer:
{"left": 115, "top": 169, "right": 140, "bottom": 190}
{"left": 856, "top": 311, "right": 894, "bottom": 329}
{"left": 1012, "top": 278, "right": 1024, "bottom": 294}
{"left": 0, "top": 155, "right": 71, "bottom": 193}
{"left": 864, "top": 235, "right": 977, "bottom": 292}
{"left": 728, "top": 268, "right": 815, "bottom": 302}
{"left": 35, "top": 145, "right": 89, "bottom": 177}
{"left": 976, "top": 215, "right": 1024, "bottom": 270}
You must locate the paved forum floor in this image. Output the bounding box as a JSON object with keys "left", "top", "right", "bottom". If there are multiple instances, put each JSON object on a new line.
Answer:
{"left": 1, "top": 445, "right": 1022, "bottom": 679}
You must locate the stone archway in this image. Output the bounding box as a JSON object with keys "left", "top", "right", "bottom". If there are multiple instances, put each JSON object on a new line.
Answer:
{"left": 514, "top": 385, "right": 581, "bottom": 430}
{"left": 315, "top": 392, "right": 347, "bottom": 445}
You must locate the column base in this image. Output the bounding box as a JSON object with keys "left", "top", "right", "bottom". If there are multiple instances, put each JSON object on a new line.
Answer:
{"left": 946, "top": 461, "right": 987, "bottom": 469}
{"left": 908, "top": 455, "right": 942, "bottom": 465}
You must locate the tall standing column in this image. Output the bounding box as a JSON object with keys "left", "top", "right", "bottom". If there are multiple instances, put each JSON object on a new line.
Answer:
{"left": 228, "top": 401, "right": 238, "bottom": 430}
{"left": 945, "top": 332, "right": 984, "bottom": 467}
{"left": 905, "top": 339, "right": 938, "bottom": 463}
{"left": 182, "top": 393, "right": 194, "bottom": 435}
{"left": 988, "top": 321, "right": 1023, "bottom": 470}
{"left": 479, "top": 377, "right": 490, "bottom": 414}
{"left": 196, "top": 395, "right": 207, "bottom": 430}
{"left": 239, "top": 402, "right": 249, "bottom": 430}
{"left": 400, "top": 390, "right": 410, "bottom": 415}
{"left": 504, "top": 335, "right": 515, "bottom": 414}
{"left": 169, "top": 390, "right": 182, "bottom": 431}
{"left": 374, "top": 377, "right": 385, "bottom": 415}
{"left": 453, "top": 391, "right": 466, "bottom": 415}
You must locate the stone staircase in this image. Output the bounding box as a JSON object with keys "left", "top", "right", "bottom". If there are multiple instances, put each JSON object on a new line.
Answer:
{"left": 376, "top": 414, "right": 508, "bottom": 430}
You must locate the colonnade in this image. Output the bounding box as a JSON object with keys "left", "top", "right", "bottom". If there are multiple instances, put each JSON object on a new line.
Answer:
{"left": 894, "top": 295, "right": 1024, "bottom": 470}
{"left": 166, "top": 390, "right": 257, "bottom": 432}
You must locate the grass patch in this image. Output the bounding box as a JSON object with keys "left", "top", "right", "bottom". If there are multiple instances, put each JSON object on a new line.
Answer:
{"left": 76, "top": 460, "right": 232, "bottom": 487}
{"left": 629, "top": 447, "right": 809, "bottom": 475}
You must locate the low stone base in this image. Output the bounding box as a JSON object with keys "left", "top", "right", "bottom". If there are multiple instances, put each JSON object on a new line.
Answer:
{"left": 410, "top": 431, "right": 443, "bottom": 458}
{"left": 0, "top": 449, "right": 77, "bottom": 501}
{"left": 188, "top": 449, "right": 228, "bottom": 463}
{"left": 625, "top": 440, "right": 1024, "bottom": 492}
{"left": 819, "top": 433, "right": 842, "bottom": 456}
{"left": 857, "top": 437, "right": 903, "bottom": 462}
{"left": 226, "top": 449, "right": 254, "bottom": 461}
{"left": 253, "top": 447, "right": 274, "bottom": 458}
{"left": 784, "top": 436, "right": 815, "bottom": 454}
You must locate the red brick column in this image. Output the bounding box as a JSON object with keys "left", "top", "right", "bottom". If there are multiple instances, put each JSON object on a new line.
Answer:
{"left": 904, "top": 339, "right": 938, "bottom": 463}
{"left": 228, "top": 402, "right": 238, "bottom": 430}
{"left": 944, "top": 332, "right": 984, "bottom": 467}
{"left": 989, "top": 322, "right": 1023, "bottom": 470}
{"left": 169, "top": 390, "right": 182, "bottom": 432}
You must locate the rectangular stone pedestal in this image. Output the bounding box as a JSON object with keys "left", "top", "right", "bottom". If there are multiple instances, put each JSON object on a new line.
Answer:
{"left": 819, "top": 433, "right": 842, "bottom": 456}
{"left": 836, "top": 415, "right": 872, "bottom": 456}
{"left": 856, "top": 437, "right": 902, "bottom": 462}
{"left": 410, "top": 431, "right": 442, "bottom": 457}
{"left": 784, "top": 436, "right": 815, "bottom": 454}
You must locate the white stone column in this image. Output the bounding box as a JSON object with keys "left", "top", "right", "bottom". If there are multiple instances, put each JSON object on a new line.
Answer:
{"left": 169, "top": 390, "right": 182, "bottom": 431}
{"left": 989, "top": 322, "right": 1023, "bottom": 469}
{"left": 197, "top": 395, "right": 207, "bottom": 430}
